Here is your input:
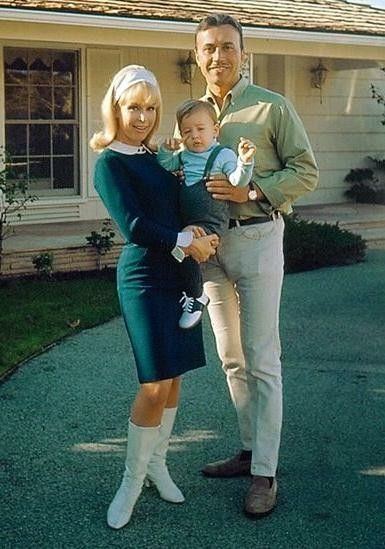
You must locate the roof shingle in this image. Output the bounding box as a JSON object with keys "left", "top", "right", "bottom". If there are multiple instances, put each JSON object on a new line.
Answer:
{"left": 0, "top": 0, "right": 385, "bottom": 36}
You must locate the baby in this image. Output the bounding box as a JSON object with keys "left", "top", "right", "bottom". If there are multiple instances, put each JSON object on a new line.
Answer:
{"left": 157, "top": 99, "right": 256, "bottom": 329}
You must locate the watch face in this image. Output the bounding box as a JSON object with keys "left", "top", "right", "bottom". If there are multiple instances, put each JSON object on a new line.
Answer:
{"left": 248, "top": 189, "right": 258, "bottom": 201}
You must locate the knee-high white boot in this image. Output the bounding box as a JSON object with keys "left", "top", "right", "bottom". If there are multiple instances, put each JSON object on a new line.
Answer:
{"left": 146, "top": 407, "right": 185, "bottom": 503}
{"left": 107, "top": 421, "right": 160, "bottom": 529}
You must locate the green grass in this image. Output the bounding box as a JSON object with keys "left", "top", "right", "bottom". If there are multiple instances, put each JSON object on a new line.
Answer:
{"left": 0, "top": 270, "right": 120, "bottom": 378}
{"left": 1, "top": 217, "right": 367, "bottom": 380}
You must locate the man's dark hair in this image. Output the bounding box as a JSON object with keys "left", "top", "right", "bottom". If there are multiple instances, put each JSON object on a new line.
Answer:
{"left": 195, "top": 13, "right": 244, "bottom": 50}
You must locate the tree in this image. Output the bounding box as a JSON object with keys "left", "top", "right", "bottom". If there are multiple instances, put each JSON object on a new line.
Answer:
{"left": 0, "top": 149, "right": 38, "bottom": 275}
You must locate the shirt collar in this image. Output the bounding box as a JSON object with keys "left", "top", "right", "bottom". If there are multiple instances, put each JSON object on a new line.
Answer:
{"left": 108, "top": 140, "right": 147, "bottom": 155}
{"left": 202, "top": 75, "right": 248, "bottom": 108}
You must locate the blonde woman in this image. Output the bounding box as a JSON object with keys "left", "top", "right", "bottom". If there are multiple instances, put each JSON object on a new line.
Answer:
{"left": 90, "top": 65, "right": 218, "bottom": 529}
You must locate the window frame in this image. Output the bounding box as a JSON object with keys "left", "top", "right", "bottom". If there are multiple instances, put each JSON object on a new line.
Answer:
{"left": 2, "top": 43, "right": 82, "bottom": 198}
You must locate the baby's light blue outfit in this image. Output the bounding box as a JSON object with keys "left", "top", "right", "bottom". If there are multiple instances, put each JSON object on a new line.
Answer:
{"left": 157, "top": 140, "right": 254, "bottom": 237}
{"left": 157, "top": 140, "right": 253, "bottom": 188}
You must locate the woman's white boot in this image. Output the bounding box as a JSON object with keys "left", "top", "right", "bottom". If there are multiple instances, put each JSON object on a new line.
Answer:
{"left": 107, "top": 421, "right": 160, "bottom": 529}
{"left": 146, "top": 407, "right": 185, "bottom": 503}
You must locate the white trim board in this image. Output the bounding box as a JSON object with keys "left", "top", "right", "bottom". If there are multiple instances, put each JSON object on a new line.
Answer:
{"left": 0, "top": 8, "right": 384, "bottom": 47}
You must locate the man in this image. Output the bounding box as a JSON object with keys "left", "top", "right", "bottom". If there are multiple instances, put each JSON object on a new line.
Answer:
{"left": 194, "top": 14, "right": 318, "bottom": 517}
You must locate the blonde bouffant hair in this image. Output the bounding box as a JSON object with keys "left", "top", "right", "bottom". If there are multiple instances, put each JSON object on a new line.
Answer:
{"left": 89, "top": 69, "right": 162, "bottom": 152}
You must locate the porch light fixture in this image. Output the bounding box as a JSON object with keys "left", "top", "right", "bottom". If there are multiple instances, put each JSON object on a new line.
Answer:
{"left": 178, "top": 51, "right": 197, "bottom": 85}
{"left": 310, "top": 59, "right": 328, "bottom": 103}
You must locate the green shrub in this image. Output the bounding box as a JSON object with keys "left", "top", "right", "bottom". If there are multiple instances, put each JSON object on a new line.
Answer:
{"left": 284, "top": 215, "right": 366, "bottom": 273}
{"left": 344, "top": 160, "right": 385, "bottom": 204}
{"left": 85, "top": 218, "right": 116, "bottom": 270}
{"left": 32, "top": 252, "right": 54, "bottom": 279}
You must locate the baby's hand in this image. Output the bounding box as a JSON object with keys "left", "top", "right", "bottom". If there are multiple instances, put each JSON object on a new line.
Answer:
{"left": 162, "top": 137, "right": 183, "bottom": 151}
{"left": 238, "top": 137, "right": 256, "bottom": 163}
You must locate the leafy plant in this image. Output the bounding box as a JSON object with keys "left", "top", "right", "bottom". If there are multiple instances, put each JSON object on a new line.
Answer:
{"left": 344, "top": 69, "right": 385, "bottom": 203}
{"left": 0, "top": 148, "right": 38, "bottom": 274}
{"left": 370, "top": 67, "right": 385, "bottom": 126}
{"left": 85, "top": 218, "right": 116, "bottom": 269}
{"left": 344, "top": 157, "right": 385, "bottom": 204}
{"left": 284, "top": 215, "right": 366, "bottom": 273}
{"left": 32, "top": 252, "right": 54, "bottom": 279}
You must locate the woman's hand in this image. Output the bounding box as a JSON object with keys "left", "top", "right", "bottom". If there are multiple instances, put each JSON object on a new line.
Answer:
{"left": 206, "top": 173, "right": 249, "bottom": 203}
{"left": 183, "top": 234, "right": 219, "bottom": 263}
{"left": 182, "top": 225, "right": 207, "bottom": 238}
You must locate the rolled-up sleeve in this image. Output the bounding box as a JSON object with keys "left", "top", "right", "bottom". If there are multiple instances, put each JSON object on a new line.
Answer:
{"left": 255, "top": 99, "right": 319, "bottom": 211}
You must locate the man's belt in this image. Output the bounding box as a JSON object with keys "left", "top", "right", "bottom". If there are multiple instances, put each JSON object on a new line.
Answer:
{"left": 228, "top": 216, "right": 271, "bottom": 229}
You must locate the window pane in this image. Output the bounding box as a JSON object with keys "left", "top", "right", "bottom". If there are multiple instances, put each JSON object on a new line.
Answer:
{"left": 7, "top": 156, "right": 28, "bottom": 182}
{"left": 54, "top": 87, "right": 74, "bottom": 119}
{"left": 4, "top": 46, "right": 79, "bottom": 196}
{"left": 30, "top": 157, "right": 51, "bottom": 190}
{"left": 30, "top": 86, "right": 52, "bottom": 119}
{"left": 53, "top": 124, "right": 73, "bottom": 154}
{"left": 5, "top": 124, "right": 27, "bottom": 156}
{"left": 5, "top": 86, "right": 28, "bottom": 119}
{"left": 29, "top": 51, "right": 51, "bottom": 84}
{"left": 29, "top": 124, "right": 50, "bottom": 155}
{"left": 53, "top": 52, "right": 75, "bottom": 85}
{"left": 53, "top": 157, "right": 74, "bottom": 188}
{"left": 4, "top": 49, "right": 28, "bottom": 84}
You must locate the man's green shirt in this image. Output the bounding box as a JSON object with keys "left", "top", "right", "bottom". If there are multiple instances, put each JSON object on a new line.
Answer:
{"left": 201, "top": 76, "right": 319, "bottom": 218}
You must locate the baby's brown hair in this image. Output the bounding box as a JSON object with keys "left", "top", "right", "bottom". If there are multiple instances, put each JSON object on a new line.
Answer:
{"left": 176, "top": 99, "right": 218, "bottom": 132}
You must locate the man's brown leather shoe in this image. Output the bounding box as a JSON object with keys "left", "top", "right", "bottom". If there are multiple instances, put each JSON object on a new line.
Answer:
{"left": 201, "top": 451, "right": 251, "bottom": 477}
{"left": 244, "top": 476, "right": 277, "bottom": 518}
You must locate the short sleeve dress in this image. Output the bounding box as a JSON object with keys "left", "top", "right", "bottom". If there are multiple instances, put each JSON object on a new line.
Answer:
{"left": 94, "top": 141, "right": 205, "bottom": 383}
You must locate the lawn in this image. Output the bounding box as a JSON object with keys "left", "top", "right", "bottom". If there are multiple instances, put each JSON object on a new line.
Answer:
{"left": 1, "top": 217, "right": 367, "bottom": 381}
{"left": 0, "top": 270, "right": 120, "bottom": 379}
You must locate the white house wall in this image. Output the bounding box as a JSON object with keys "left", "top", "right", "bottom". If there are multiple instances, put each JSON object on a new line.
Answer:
{"left": 1, "top": 16, "right": 385, "bottom": 223}
{"left": 293, "top": 58, "right": 385, "bottom": 205}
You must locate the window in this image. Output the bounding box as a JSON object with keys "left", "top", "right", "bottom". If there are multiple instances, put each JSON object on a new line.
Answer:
{"left": 4, "top": 47, "right": 80, "bottom": 196}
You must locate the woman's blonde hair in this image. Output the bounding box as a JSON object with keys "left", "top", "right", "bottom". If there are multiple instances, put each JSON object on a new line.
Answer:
{"left": 90, "top": 68, "right": 162, "bottom": 152}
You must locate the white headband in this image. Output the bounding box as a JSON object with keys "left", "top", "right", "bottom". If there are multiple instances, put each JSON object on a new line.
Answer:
{"left": 113, "top": 65, "right": 158, "bottom": 103}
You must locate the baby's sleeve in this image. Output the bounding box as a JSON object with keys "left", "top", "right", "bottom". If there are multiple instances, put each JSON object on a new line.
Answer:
{"left": 157, "top": 145, "right": 181, "bottom": 173}
{"left": 219, "top": 148, "right": 254, "bottom": 187}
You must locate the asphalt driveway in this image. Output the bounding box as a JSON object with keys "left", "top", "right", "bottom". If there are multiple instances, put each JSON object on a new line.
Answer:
{"left": 1, "top": 251, "right": 385, "bottom": 548}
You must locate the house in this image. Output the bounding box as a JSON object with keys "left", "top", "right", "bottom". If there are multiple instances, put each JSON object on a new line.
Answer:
{"left": 0, "top": 0, "right": 384, "bottom": 229}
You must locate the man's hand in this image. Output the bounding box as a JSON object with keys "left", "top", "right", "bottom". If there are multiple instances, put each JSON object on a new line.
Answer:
{"left": 206, "top": 173, "right": 249, "bottom": 203}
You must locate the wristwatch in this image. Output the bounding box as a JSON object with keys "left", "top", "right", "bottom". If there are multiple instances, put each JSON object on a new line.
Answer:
{"left": 248, "top": 188, "right": 259, "bottom": 201}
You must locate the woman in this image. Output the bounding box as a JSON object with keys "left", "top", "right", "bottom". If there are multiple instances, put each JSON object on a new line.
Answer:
{"left": 90, "top": 65, "right": 218, "bottom": 529}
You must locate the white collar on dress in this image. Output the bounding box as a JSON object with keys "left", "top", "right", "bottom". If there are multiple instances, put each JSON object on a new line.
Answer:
{"left": 108, "top": 140, "right": 147, "bottom": 155}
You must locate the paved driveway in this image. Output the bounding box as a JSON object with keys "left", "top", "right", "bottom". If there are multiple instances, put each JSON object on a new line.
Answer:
{"left": 1, "top": 251, "right": 385, "bottom": 548}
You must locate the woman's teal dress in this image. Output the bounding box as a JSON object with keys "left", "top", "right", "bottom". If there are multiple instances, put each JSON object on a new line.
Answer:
{"left": 94, "top": 144, "right": 205, "bottom": 383}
